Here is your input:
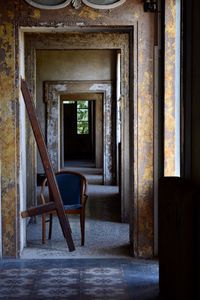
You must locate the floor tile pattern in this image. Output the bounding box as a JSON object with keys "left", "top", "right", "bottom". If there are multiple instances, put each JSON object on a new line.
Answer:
{"left": 0, "top": 259, "right": 159, "bottom": 300}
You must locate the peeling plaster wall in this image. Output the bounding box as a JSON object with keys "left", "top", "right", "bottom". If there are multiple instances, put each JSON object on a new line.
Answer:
{"left": 0, "top": 0, "right": 157, "bottom": 258}
{"left": 19, "top": 30, "right": 27, "bottom": 254}
{"left": 164, "top": 0, "right": 178, "bottom": 176}
{"left": 36, "top": 49, "right": 116, "bottom": 173}
{"left": 0, "top": 1, "right": 19, "bottom": 257}
{"left": 44, "top": 81, "right": 114, "bottom": 184}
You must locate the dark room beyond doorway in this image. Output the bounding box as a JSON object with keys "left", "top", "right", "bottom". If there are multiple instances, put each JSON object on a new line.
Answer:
{"left": 62, "top": 96, "right": 96, "bottom": 168}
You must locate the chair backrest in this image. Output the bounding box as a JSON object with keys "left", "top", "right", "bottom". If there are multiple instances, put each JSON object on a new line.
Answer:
{"left": 40, "top": 170, "right": 87, "bottom": 206}
{"left": 54, "top": 171, "right": 86, "bottom": 206}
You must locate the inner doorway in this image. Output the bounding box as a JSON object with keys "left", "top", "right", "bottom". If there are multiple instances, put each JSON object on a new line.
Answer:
{"left": 61, "top": 93, "right": 102, "bottom": 169}
{"left": 23, "top": 32, "right": 131, "bottom": 257}
{"left": 63, "top": 99, "right": 95, "bottom": 166}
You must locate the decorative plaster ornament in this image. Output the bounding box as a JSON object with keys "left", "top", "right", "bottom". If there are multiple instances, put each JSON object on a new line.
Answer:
{"left": 72, "top": 0, "right": 82, "bottom": 9}
{"left": 24, "top": 0, "right": 126, "bottom": 9}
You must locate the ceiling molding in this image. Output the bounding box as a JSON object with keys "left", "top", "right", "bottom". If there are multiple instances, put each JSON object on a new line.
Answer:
{"left": 24, "top": 0, "right": 126, "bottom": 10}
{"left": 24, "top": 0, "right": 71, "bottom": 10}
{"left": 82, "top": 0, "right": 126, "bottom": 9}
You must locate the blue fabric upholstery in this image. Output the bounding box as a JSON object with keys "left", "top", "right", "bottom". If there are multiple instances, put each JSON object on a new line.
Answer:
{"left": 56, "top": 173, "right": 81, "bottom": 207}
{"left": 64, "top": 204, "right": 82, "bottom": 210}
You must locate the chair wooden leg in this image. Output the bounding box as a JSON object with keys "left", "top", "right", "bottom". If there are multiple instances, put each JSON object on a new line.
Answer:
{"left": 48, "top": 213, "right": 53, "bottom": 240}
{"left": 80, "top": 210, "right": 85, "bottom": 246}
{"left": 42, "top": 213, "right": 46, "bottom": 244}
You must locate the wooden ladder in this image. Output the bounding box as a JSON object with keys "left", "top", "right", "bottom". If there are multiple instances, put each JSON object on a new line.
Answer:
{"left": 20, "top": 78, "right": 75, "bottom": 252}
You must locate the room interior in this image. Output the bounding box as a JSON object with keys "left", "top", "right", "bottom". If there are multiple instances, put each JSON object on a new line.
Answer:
{"left": 0, "top": 0, "right": 200, "bottom": 299}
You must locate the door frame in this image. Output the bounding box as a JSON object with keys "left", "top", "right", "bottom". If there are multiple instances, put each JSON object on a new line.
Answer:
{"left": 60, "top": 93, "right": 103, "bottom": 169}
{"left": 23, "top": 28, "right": 157, "bottom": 257}
{"left": 25, "top": 31, "right": 130, "bottom": 221}
{"left": 44, "top": 81, "right": 115, "bottom": 185}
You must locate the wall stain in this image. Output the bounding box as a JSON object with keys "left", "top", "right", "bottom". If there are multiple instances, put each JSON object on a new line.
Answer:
{"left": 32, "top": 9, "right": 41, "bottom": 19}
{"left": 79, "top": 7, "right": 101, "bottom": 21}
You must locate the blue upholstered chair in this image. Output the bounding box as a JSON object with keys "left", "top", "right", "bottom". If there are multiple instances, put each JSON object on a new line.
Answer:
{"left": 40, "top": 170, "right": 88, "bottom": 246}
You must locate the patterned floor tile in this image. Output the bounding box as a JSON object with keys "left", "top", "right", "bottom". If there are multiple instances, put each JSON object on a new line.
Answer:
{"left": 0, "top": 259, "right": 159, "bottom": 300}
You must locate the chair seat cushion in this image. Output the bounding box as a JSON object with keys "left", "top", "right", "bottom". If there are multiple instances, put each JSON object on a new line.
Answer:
{"left": 64, "top": 204, "right": 82, "bottom": 210}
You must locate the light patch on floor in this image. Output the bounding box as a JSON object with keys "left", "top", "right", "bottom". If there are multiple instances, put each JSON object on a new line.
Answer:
{"left": 22, "top": 215, "right": 129, "bottom": 259}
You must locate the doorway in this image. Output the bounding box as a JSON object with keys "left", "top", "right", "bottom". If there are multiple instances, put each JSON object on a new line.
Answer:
{"left": 63, "top": 99, "right": 95, "bottom": 166}
{"left": 60, "top": 93, "right": 103, "bottom": 169}
{"left": 22, "top": 31, "right": 133, "bottom": 257}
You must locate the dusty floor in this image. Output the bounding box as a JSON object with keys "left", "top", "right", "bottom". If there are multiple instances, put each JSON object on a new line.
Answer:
{"left": 22, "top": 166, "right": 129, "bottom": 259}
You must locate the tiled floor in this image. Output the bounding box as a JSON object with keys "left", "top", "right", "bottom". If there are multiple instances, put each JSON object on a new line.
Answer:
{"left": 16, "top": 167, "right": 160, "bottom": 299}
{"left": 0, "top": 259, "right": 159, "bottom": 300}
